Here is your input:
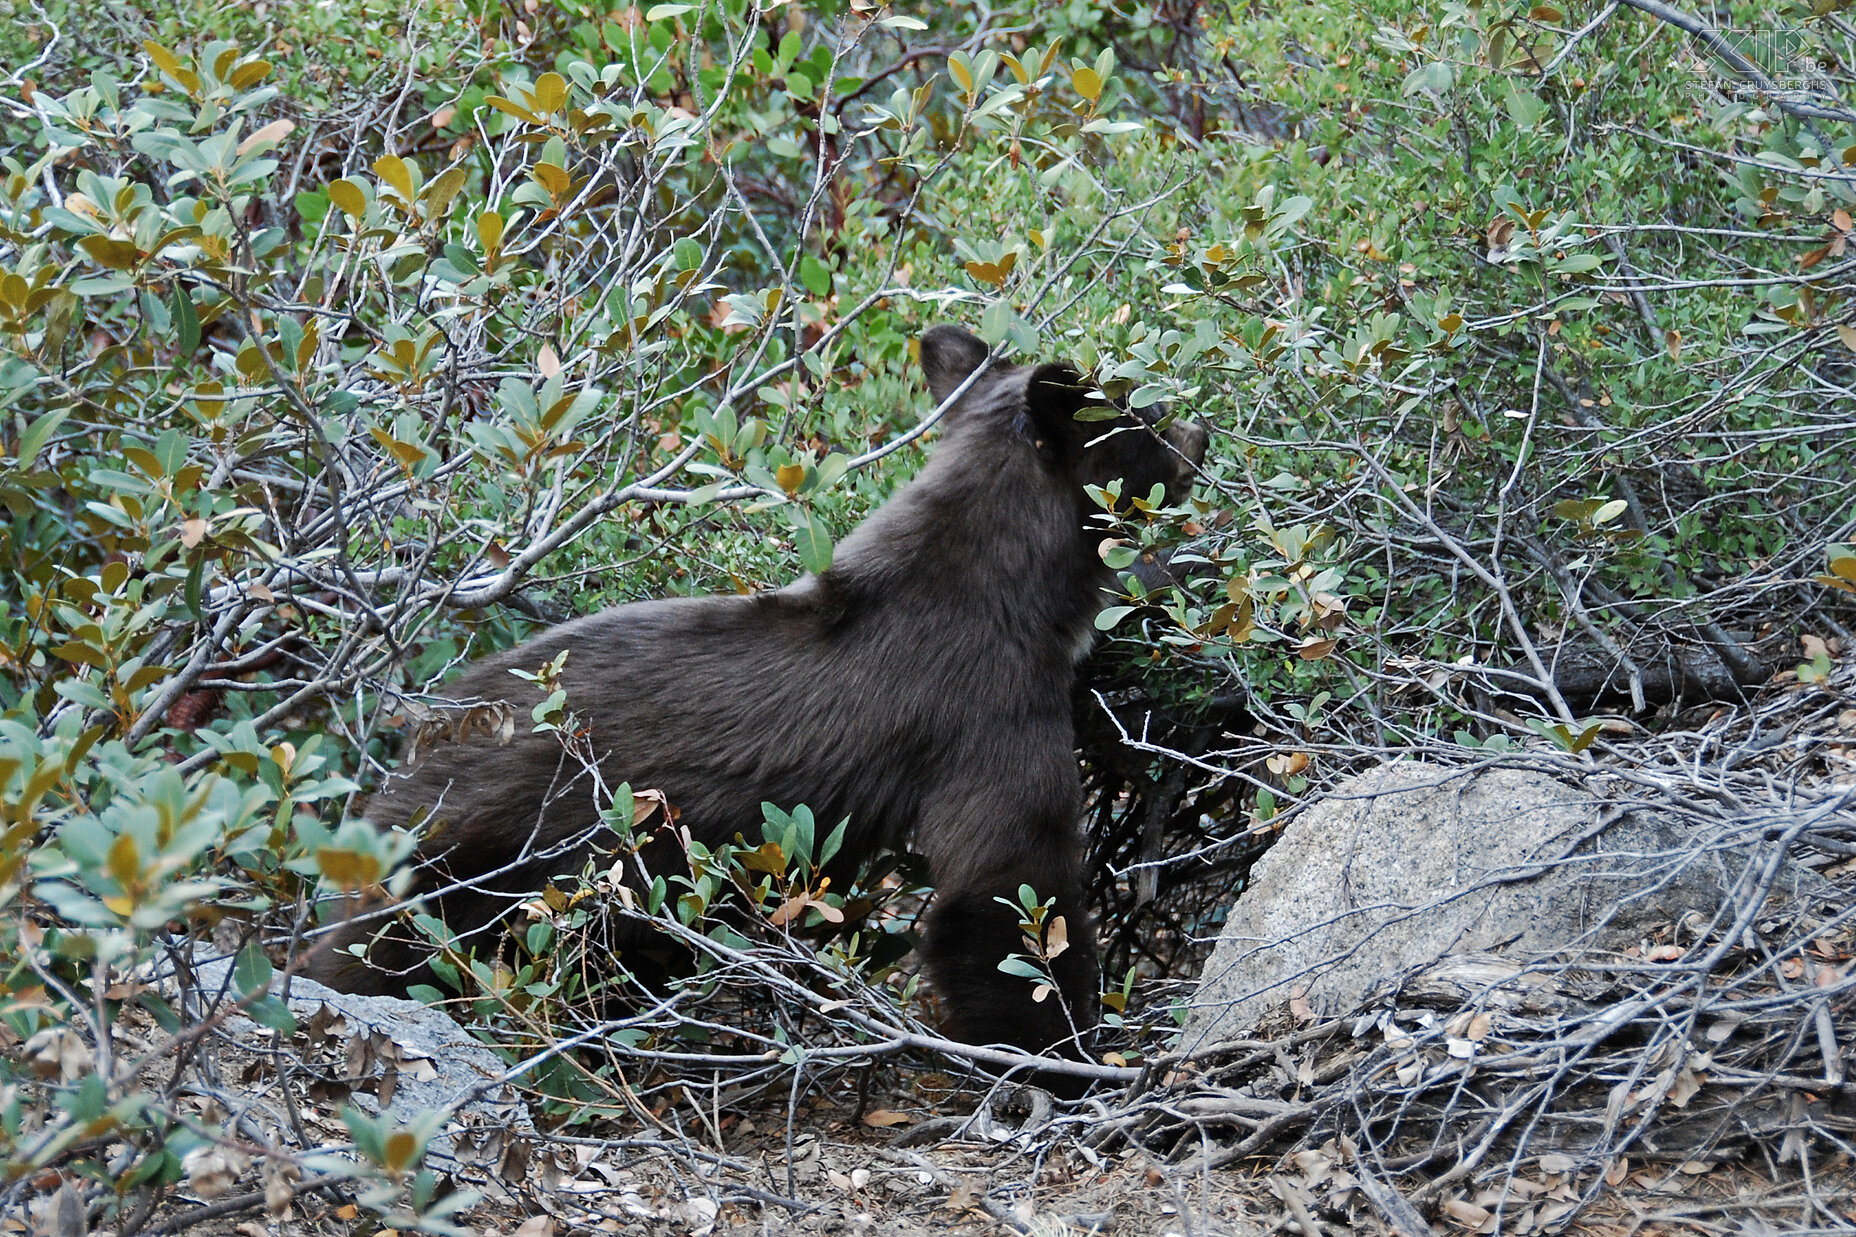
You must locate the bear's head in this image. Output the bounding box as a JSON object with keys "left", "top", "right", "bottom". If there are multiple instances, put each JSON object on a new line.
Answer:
{"left": 921, "top": 324, "right": 1208, "bottom": 518}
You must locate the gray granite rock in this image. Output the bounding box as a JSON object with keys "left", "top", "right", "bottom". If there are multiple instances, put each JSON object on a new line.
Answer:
{"left": 1181, "top": 761, "right": 1821, "bottom": 1053}
{"left": 191, "top": 959, "right": 530, "bottom": 1161}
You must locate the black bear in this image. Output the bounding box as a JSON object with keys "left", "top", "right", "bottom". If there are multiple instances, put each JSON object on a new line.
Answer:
{"left": 308, "top": 325, "right": 1207, "bottom": 1059}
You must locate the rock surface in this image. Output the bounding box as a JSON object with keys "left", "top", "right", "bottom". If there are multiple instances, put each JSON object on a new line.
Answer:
{"left": 191, "top": 959, "right": 530, "bottom": 1162}
{"left": 1181, "top": 761, "right": 1821, "bottom": 1052}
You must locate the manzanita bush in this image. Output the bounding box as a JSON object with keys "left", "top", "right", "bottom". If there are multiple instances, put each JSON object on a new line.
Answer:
{"left": 0, "top": 1, "right": 1201, "bottom": 1224}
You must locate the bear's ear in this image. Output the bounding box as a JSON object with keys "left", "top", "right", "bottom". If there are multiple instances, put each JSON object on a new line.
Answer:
{"left": 921, "top": 325, "right": 992, "bottom": 406}
{"left": 1024, "top": 362, "right": 1093, "bottom": 448}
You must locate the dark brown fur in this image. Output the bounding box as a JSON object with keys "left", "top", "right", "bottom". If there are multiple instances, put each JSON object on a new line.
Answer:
{"left": 309, "top": 325, "right": 1207, "bottom": 1058}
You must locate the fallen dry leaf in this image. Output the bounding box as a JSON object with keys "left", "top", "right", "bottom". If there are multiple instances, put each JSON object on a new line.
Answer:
{"left": 861, "top": 1109, "right": 910, "bottom": 1128}
{"left": 1444, "top": 1197, "right": 1493, "bottom": 1229}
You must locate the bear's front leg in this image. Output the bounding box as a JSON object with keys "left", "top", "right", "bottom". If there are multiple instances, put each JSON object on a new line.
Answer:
{"left": 921, "top": 873, "right": 1099, "bottom": 1059}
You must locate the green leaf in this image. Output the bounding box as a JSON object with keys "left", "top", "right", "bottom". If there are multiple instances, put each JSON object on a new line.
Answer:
{"left": 531, "top": 72, "right": 568, "bottom": 116}
{"left": 185, "top": 555, "right": 207, "bottom": 623}
{"left": 1402, "top": 62, "right": 1454, "bottom": 95}
{"left": 1505, "top": 85, "right": 1546, "bottom": 130}
{"left": 326, "top": 178, "right": 366, "bottom": 220}
{"left": 948, "top": 53, "right": 974, "bottom": 95}
{"left": 483, "top": 96, "right": 542, "bottom": 125}
{"left": 171, "top": 283, "right": 200, "bottom": 360}
{"left": 245, "top": 995, "right": 296, "bottom": 1034}
{"left": 819, "top": 817, "right": 848, "bottom": 869}
{"left": 423, "top": 166, "right": 468, "bottom": 216}
{"left": 1591, "top": 499, "right": 1629, "bottom": 525}
{"left": 1094, "top": 605, "right": 1136, "bottom": 631}
{"left": 15, "top": 405, "right": 69, "bottom": 470}
{"left": 789, "top": 508, "right": 833, "bottom": 574}
{"left": 799, "top": 253, "right": 832, "bottom": 297}
{"left": 646, "top": 2, "right": 695, "bottom": 19}
{"left": 79, "top": 235, "right": 140, "bottom": 270}
{"left": 233, "top": 939, "right": 273, "bottom": 999}
{"left": 441, "top": 243, "right": 481, "bottom": 276}
{"left": 373, "top": 154, "right": 415, "bottom": 201}
{"left": 811, "top": 453, "right": 851, "bottom": 492}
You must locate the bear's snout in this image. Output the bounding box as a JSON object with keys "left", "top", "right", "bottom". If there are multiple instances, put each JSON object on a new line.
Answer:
{"left": 1167, "top": 420, "right": 1209, "bottom": 467}
{"left": 1164, "top": 419, "right": 1209, "bottom": 498}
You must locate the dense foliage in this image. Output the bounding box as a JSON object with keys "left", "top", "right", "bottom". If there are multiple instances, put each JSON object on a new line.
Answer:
{"left": 2, "top": 0, "right": 1853, "bottom": 1228}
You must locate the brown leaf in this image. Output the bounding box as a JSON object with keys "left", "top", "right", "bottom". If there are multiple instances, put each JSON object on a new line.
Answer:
{"left": 1267, "top": 751, "right": 1312, "bottom": 776}
{"left": 963, "top": 252, "right": 1017, "bottom": 286}
{"left": 862, "top": 1109, "right": 910, "bottom": 1128}
{"left": 1486, "top": 217, "right": 1515, "bottom": 256}
{"left": 1444, "top": 1198, "right": 1492, "bottom": 1228}
{"left": 1044, "top": 914, "right": 1069, "bottom": 959}
{"left": 633, "top": 787, "right": 675, "bottom": 824}
{"left": 236, "top": 119, "right": 294, "bottom": 155}
{"left": 768, "top": 896, "right": 808, "bottom": 927}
